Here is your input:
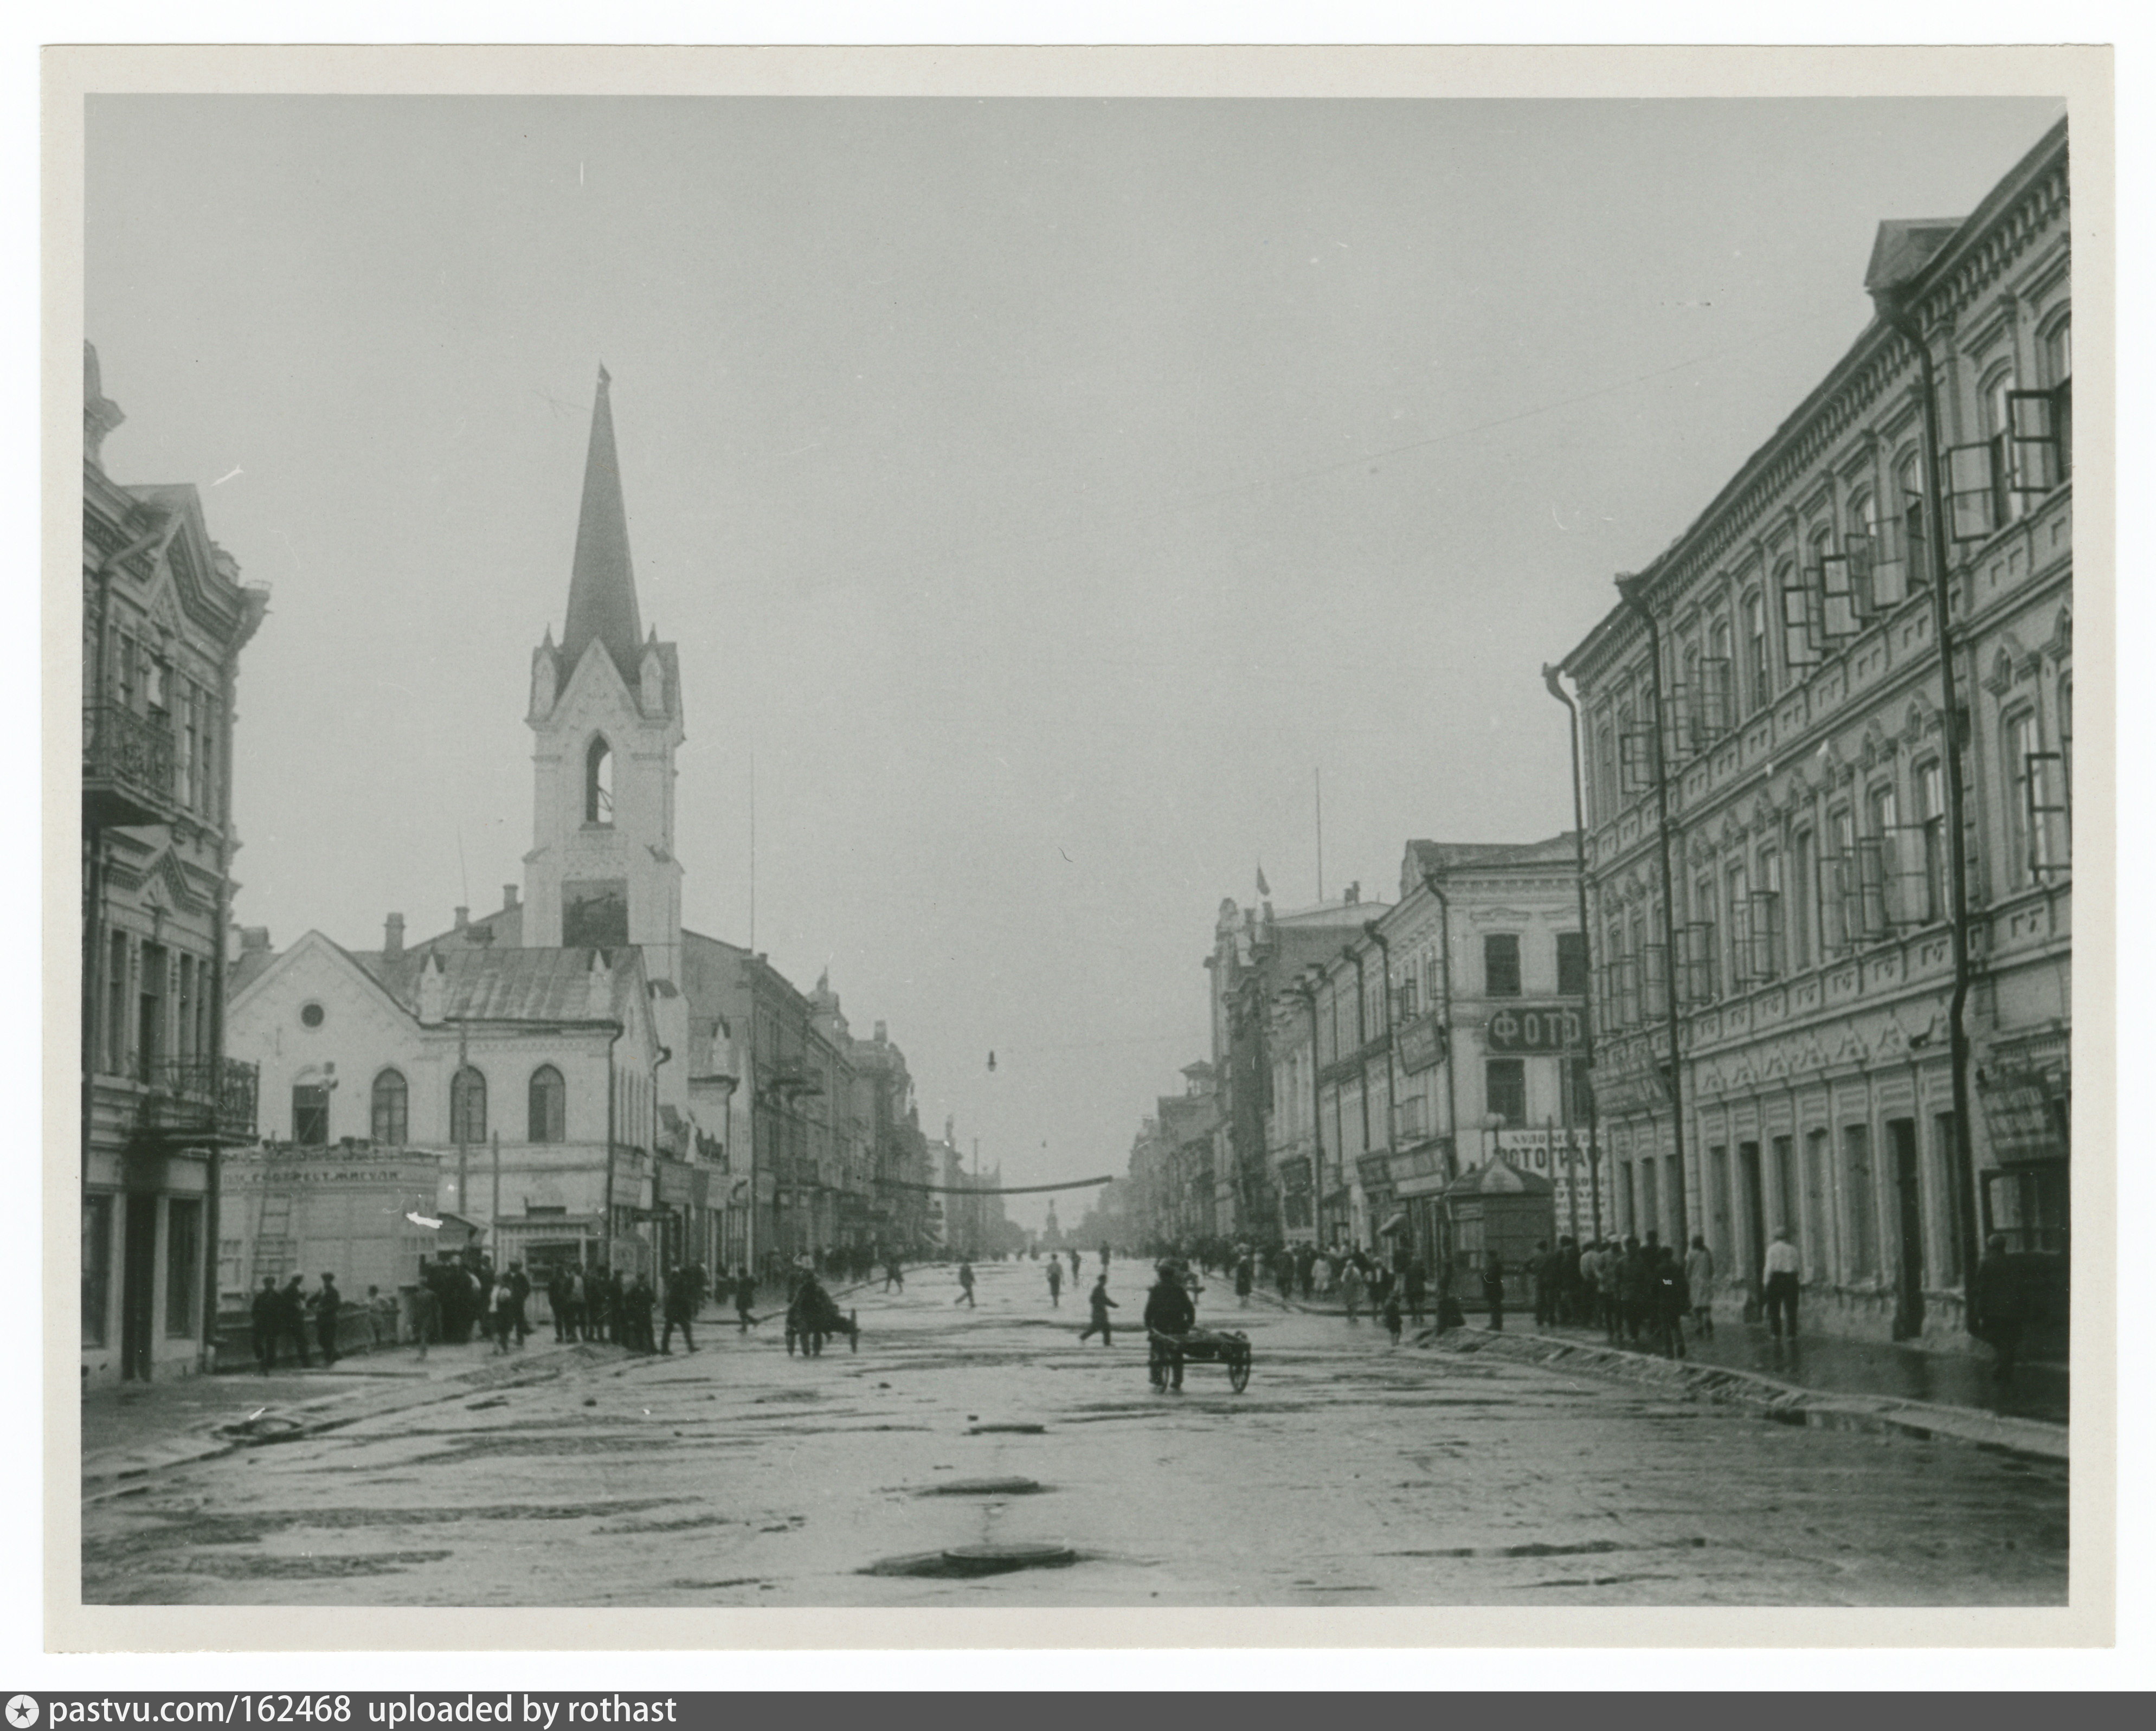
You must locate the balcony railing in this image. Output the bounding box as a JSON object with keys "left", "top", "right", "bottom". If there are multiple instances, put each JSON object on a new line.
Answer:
{"left": 141, "top": 1057, "right": 258, "bottom": 1140}
{"left": 83, "top": 702, "right": 176, "bottom": 827}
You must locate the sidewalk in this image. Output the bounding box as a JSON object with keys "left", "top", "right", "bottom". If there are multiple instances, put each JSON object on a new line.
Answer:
{"left": 81, "top": 1333, "right": 612, "bottom": 1491}
{"left": 1248, "top": 1286, "right": 2067, "bottom": 1451}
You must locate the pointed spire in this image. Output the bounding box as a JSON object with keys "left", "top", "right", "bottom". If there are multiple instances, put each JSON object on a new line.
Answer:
{"left": 561, "top": 364, "right": 642, "bottom": 679}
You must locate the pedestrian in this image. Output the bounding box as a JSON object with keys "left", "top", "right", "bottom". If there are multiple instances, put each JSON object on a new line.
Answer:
{"left": 1435, "top": 1258, "right": 1466, "bottom": 1333}
{"left": 490, "top": 1275, "right": 519, "bottom": 1354}
{"left": 660, "top": 1269, "right": 697, "bottom": 1355}
{"left": 250, "top": 1276, "right": 280, "bottom": 1374}
{"left": 548, "top": 1267, "right": 574, "bottom": 1343}
{"left": 1684, "top": 1235, "right": 1716, "bottom": 1340}
{"left": 1619, "top": 1238, "right": 1652, "bottom": 1345}
{"left": 884, "top": 1253, "right": 905, "bottom": 1292}
{"left": 1973, "top": 1233, "right": 2026, "bottom": 1385}
{"left": 1481, "top": 1256, "right": 1506, "bottom": 1331}
{"left": 735, "top": 1266, "right": 761, "bottom": 1331}
{"left": 1341, "top": 1259, "right": 1365, "bottom": 1323}
{"left": 366, "top": 1285, "right": 397, "bottom": 1347}
{"left": 1079, "top": 1274, "right": 1118, "bottom": 1344}
{"left": 1761, "top": 1227, "right": 1802, "bottom": 1342}
{"left": 1046, "top": 1258, "right": 1063, "bottom": 1307}
{"left": 955, "top": 1261, "right": 976, "bottom": 1307}
{"left": 1651, "top": 1245, "right": 1689, "bottom": 1359}
{"left": 312, "top": 1272, "right": 343, "bottom": 1365}
{"left": 1069, "top": 1247, "right": 1082, "bottom": 1282}
{"left": 1382, "top": 1286, "right": 1404, "bottom": 1346}
{"left": 505, "top": 1262, "right": 531, "bottom": 1348}
{"left": 628, "top": 1273, "right": 658, "bottom": 1353}
{"left": 1142, "top": 1262, "right": 1197, "bottom": 1391}
{"left": 1099, "top": 1243, "right": 1112, "bottom": 1276}
{"left": 411, "top": 1275, "right": 441, "bottom": 1362}
{"left": 1403, "top": 1257, "right": 1427, "bottom": 1326}
{"left": 1530, "top": 1240, "right": 1556, "bottom": 1328}
{"left": 1233, "top": 1253, "right": 1253, "bottom": 1309}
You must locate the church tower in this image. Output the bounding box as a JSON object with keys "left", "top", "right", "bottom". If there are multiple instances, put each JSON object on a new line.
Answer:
{"left": 523, "top": 366, "right": 686, "bottom": 1005}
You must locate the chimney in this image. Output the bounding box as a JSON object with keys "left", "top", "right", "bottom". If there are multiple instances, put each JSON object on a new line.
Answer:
{"left": 503, "top": 884, "right": 520, "bottom": 911}
{"left": 454, "top": 906, "right": 469, "bottom": 931}
{"left": 240, "top": 926, "right": 271, "bottom": 954}
{"left": 384, "top": 913, "right": 406, "bottom": 957}
{"left": 1345, "top": 882, "right": 1360, "bottom": 905}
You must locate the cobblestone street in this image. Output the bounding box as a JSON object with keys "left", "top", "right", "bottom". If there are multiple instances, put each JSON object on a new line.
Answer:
{"left": 82, "top": 1261, "right": 2067, "bottom": 1607}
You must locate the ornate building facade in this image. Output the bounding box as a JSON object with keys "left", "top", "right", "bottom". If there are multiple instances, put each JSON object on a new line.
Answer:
{"left": 1559, "top": 121, "right": 2072, "bottom": 1348}
{"left": 82, "top": 344, "right": 269, "bottom": 1385}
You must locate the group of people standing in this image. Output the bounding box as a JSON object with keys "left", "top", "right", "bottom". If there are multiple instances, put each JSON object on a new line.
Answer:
{"left": 247, "top": 1271, "right": 347, "bottom": 1373}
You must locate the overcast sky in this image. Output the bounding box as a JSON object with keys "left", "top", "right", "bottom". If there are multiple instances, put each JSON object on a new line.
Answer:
{"left": 85, "top": 94, "right": 2062, "bottom": 1224}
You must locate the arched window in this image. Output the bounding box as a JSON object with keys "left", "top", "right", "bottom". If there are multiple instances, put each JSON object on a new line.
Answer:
{"left": 585, "top": 736, "right": 614, "bottom": 825}
{"left": 1897, "top": 451, "right": 1928, "bottom": 585}
{"left": 529, "top": 1064, "right": 566, "bottom": 1143}
{"left": 450, "top": 1065, "right": 487, "bottom": 1145}
{"left": 371, "top": 1068, "right": 409, "bottom": 1144}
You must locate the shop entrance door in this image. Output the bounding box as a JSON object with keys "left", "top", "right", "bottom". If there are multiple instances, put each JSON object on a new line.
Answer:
{"left": 120, "top": 1193, "right": 158, "bottom": 1381}
{"left": 1889, "top": 1118, "right": 1925, "bottom": 1339}
{"left": 1737, "top": 1142, "right": 1765, "bottom": 1319}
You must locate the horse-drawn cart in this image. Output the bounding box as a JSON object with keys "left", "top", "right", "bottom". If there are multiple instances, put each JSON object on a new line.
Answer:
{"left": 1148, "top": 1324, "right": 1252, "bottom": 1393}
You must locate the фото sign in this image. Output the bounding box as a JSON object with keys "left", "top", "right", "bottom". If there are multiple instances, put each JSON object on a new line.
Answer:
{"left": 1483, "top": 1004, "right": 1585, "bottom": 1053}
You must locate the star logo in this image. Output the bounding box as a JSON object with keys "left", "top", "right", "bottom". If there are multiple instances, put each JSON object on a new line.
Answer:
{"left": 7, "top": 1696, "right": 39, "bottom": 1728}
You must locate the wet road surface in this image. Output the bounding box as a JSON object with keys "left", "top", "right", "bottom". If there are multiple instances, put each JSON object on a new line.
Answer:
{"left": 82, "top": 1260, "right": 2067, "bottom": 1606}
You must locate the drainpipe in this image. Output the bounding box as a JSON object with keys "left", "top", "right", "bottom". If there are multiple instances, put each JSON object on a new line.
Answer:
{"left": 1364, "top": 921, "right": 1401, "bottom": 1258}
{"left": 201, "top": 637, "right": 239, "bottom": 1372}
{"left": 1542, "top": 664, "right": 1604, "bottom": 1240}
{"left": 1877, "top": 295, "right": 1982, "bottom": 1335}
{"left": 1292, "top": 974, "right": 1323, "bottom": 1246}
{"left": 1614, "top": 575, "right": 1692, "bottom": 1250}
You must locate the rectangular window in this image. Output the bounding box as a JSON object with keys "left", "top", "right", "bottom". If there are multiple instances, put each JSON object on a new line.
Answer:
{"left": 166, "top": 1198, "right": 202, "bottom": 1337}
{"left": 293, "top": 1083, "right": 330, "bottom": 1146}
{"left": 136, "top": 942, "right": 166, "bottom": 1084}
{"left": 1724, "top": 865, "right": 1749, "bottom": 988}
{"left": 2005, "top": 711, "right": 2039, "bottom": 886}
{"left": 1560, "top": 1056, "right": 1592, "bottom": 1127}
{"left": 1843, "top": 1124, "right": 1878, "bottom": 1279}
{"left": 1556, "top": 931, "right": 1589, "bottom": 998}
{"left": 1483, "top": 934, "right": 1522, "bottom": 998}
{"left": 1803, "top": 1127, "right": 1832, "bottom": 1283}
{"left": 82, "top": 1193, "right": 113, "bottom": 1348}
{"left": 1825, "top": 808, "right": 1856, "bottom": 953}
{"left": 1916, "top": 762, "right": 1947, "bottom": 923}
{"left": 105, "top": 931, "right": 128, "bottom": 1076}
{"left": 1789, "top": 832, "right": 1815, "bottom": 971}
{"left": 1485, "top": 1059, "right": 1527, "bottom": 1129}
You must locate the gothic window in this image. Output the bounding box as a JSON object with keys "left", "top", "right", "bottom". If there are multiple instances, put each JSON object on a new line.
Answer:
{"left": 585, "top": 736, "right": 614, "bottom": 825}
{"left": 529, "top": 1064, "right": 567, "bottom": 1143}
{"left": 450, "top": 1065, "right": 487, "bottom": 1145}
{"left": 371, "top": 1068, "right": 409, "bottom": 1144}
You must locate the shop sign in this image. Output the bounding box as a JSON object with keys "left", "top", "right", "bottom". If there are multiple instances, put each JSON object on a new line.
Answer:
{"left": 1979, "top": 1070, "right": 2067, "bottom": 1164}
{"left": 1398, "top": 1015, "right": 1446, "bottom": 1074}
{"left": 1483, "top": 1004, "right": 1586, "bottom": 1053}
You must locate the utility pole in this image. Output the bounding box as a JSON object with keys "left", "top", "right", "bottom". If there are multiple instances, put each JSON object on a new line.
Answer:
{"left": 1542, "top": 663, "right": 1604, "bottom": 1241}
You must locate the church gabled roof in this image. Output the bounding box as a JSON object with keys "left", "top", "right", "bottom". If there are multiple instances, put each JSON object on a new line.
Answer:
{"left": 561, "top": 365, "right": 644, "bottom": 683}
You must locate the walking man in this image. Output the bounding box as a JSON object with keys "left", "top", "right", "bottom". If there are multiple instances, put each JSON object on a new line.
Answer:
{"left": 250, "top": 1276, "right": 280, "bottom": 1374}
{"left": 1481, "top": 1255, "right": 1506, "bottom": 1331}
{"left": 734, "top": 1266, "right": 761, "bottom": 1331}
{"left": 1685, "top": 1234, "right": 1716, "bottom": 1340}
{"left": 411, "top": 1273, "right": 441, "bottom": 1362}
{"left": 955, "top": 1261, "right": 976, "bottom": 1307}
{"left": 312, "top": 1272, "right": 343, "bottom": 1366}
{"left": 660, "top": 1270, "right": 697, "bottom": 1355}
{"left": 1079, "top": 1274, "right": 1117, "bottom": 1344}
{"left": 1045, "top": 1257, "right": 1063, "bottom": 1307}
{"left": 1762, "top": 1227, "right": 1802, "bottom": 1342}
{"left": 884, "top": 1253, "right": 905, "bottom": 1293}
{"left": 1973, "top": 1233, "right": 2026, "bottom": 1385}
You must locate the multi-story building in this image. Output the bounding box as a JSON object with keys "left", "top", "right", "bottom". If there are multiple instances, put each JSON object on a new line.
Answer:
{"left": 81, "top": 343, "right": 270, "bottom": 1386}
{"left": 1258, "top": 847, "right": 1587, "bottom": 1261}
{"left": 850, "top": 1017, "right": 935, "bottom": 1254}
{"left": 1558, "top": 120, "right": 2071, "bottom": 1348}
{"left": 1206, "top": 888, "right": 1381, "bottom": 1241}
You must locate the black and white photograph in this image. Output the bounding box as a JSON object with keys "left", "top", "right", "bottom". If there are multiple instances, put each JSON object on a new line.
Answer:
{"left": 56, "top": 48, "right": 2106, "bottom": 1637}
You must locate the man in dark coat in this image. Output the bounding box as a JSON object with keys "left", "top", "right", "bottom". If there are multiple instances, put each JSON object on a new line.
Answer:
{"left": 1078, "top": 1273, "right": 1118, "bottom": 1344}
{"left": 734, "top": 1266, "right": 761, "bottom": 1330}
{"left": 250, "top": 1276, "right": 281, "bottom": 1374}
{"left": 661, "top": 1269, "right": 698, "bottom": 1354}
{"left": 1974, "top": 1234, "right": 2028, "bottom": 1384}
{"left": 1618, "top": 1237, "right": 1652, "bottom": 1345}
{"left": 312, "top": 1272, "right": 343, "bottom": 1365}
{"left": 504, "top": 1262, "right": 531, "bottom": 1348}
{"left": 548, "top": 1268, "right": 574, "bottom": 1343}
{"left": 1142, "top": 1263, "right": 1198, "bottom": 1391}
{"left": 1650, "top": 1245, "right": 1690, "bottom": 1359}
{"left": 1481, "top": 1255, "right": 1507, "bottom": 1331}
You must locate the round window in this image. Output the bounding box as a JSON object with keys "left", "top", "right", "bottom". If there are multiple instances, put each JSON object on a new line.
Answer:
{"left": 300, "top": 1002, "right": 325, "bottom": 1028}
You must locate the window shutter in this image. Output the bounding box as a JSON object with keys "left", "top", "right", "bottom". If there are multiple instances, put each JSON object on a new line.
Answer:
{"left": 2006, "top": 390, "right": 2062, "bottom": 493}
{"left": 1947, "top": 443, "right": 2002, "bottom": 542}
{"left": 1781, "top": 574, "right": 1819, "bottom": 668}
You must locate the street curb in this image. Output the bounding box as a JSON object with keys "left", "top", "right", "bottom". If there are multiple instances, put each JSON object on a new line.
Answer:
{"left": 1421, "top": 1327, "right": 2068, "bottom": 1460}
{"left": 81, "top": 1342, "right": 618, "bottom": 1490}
